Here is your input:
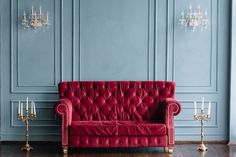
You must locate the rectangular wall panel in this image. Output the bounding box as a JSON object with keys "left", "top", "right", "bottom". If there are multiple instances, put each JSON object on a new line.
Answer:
{"left": 11, "top": 0, "right": 61, "bottom": 93}
{"left": 76, "top": 0, "right": 155, "bottom": 81}
{"left": 168, "top": 0, "right": 217, "bottom": 93}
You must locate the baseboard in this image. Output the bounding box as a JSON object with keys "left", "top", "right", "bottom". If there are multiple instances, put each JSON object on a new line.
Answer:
{"left": 176, "top": 141, "right": 228, "bottom": 144}
{"left": 0, "top": 141, "right": 61, "bottom": 145}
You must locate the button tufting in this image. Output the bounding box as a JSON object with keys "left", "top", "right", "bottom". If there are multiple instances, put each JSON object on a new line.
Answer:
{"left": 59, "top": 81, "right": 177, "bottom": 141}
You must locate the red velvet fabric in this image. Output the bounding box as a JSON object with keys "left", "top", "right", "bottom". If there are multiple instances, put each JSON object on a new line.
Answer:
{"left": 55, "top": 81, "right": 181, "bottom": 150}
{"left": 117, "top": 121, "right": 166, "bottom": 136}
{"left": 55, "top": 98, "right": 73, "bottom": 147}
{"left": 70, "top": 121, "right": 118, "bottom": 136}
{"left": 69, "top": 121, "right": 166, "bottom": 136}
{"left": 69, "top": 136, "right": 168, "bottom": 147}
{"left": 162, "top": 98, "right": 181, "bottom": 146}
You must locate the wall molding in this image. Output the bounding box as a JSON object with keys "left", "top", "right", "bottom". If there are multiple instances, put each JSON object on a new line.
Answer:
{"left": 10, "top": 0, "right": 62, "bottom": 93}
{"left": 167, "top": 0, "right": 218, "bottom": 94}
{"left": 73, "top": 0, "right": 81, "bottom": 81}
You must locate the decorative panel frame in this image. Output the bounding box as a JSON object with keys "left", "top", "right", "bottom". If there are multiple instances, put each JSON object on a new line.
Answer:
{"left": 167, "top": 0, "right": 218, "bottom": 93}
{"left": 73, "top": 0, "right": 156, "bottom": 81}
{"left": 10, "top": 0, "right": 62, "bottom": 93}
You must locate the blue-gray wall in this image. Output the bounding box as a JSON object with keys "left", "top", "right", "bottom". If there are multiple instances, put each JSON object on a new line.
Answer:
{"left": 0, "top": 0, "right": 231, "bottom": 141}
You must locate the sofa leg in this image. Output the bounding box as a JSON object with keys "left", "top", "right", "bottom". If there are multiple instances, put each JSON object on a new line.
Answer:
{"left": 62, "top": 146, "right": 68, "bottom": 154}
{"left": 164, "top": 147, "right": 173, "bottom": 154}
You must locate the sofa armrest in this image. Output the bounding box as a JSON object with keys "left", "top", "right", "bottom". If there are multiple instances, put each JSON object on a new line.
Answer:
{"left": 55, "top": 98, "right": 73, "bottom": 147}
{"left": 161, "top": 98, "right": 181, "bottom": 146}
{"left": 163, "top": 98, "right": 181, "bottom": 122}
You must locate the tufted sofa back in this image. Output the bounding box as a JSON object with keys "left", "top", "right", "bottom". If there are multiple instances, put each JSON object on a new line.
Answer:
{"left": 58, "top": 81, "right": 175, "bottom": 121}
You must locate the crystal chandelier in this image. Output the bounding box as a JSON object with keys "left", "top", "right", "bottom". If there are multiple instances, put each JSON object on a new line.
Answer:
{"left": 179, "top": 5, "right": 208, "bottom": 32}
{"left": 21, "top": 6, "right": 49, "bottom": 30}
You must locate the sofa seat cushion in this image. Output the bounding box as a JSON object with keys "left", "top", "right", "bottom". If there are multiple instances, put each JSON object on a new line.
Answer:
{"left": 70, "top": 121, "right": 118, "bottom": 136}
{"left": 117, "top": 121, "right": 166, "bottom": 136}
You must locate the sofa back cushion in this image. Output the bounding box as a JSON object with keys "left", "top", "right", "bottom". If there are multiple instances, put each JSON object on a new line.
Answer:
{"left": 58, "top": 81, "right": 175, "bottom": 121}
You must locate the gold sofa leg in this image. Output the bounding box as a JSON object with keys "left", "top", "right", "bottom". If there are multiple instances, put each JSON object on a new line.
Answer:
{"left": 62, "top": 146, "right": 68, "bottom": 154}
{"left": 164, "top": 147, "right": 173, "bottom": 154}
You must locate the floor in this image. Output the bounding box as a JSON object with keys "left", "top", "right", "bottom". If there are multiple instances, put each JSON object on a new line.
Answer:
{"left": 0, "top": 143, "right": 235, "bottom": 157}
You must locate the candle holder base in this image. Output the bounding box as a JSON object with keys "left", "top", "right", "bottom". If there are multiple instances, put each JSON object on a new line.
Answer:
{"left": 21, "top": 144, "right": 33, "bottom": 152}
{"left": 197, "top": 144, "right": 208, "bottom": 151}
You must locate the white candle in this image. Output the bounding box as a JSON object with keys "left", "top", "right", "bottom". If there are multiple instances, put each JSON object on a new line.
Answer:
{"left": 189, "top": 4, "right": 192, "bottom": 12}
{"left": 33, "top": 103, "right": 36, "bottom": 115}
{"left": 31, "top": 6, "right": 34, "bottom": 15}
{"left": 201, "top": 97, "right": 204, "bottom": 110}
{"left": 23, "top": 11, "right": 26, "bottom": 20}
{"left": 31, "top": 101, "right": 33, "bottom": 114}
{"left": 21, "top": 103, "right": 23, "bottom": 116}
{"left": 208, "top": 101, "right": 211, "bottom": 115}
{"left": 194, "top": 101, "right": 197, "bottom": 115}
{"left": 18, "top": 100, "right": 20, "bottom": 115}
{"left": 39, "top": 6, "right": 42, "bottom": 15}
{"left": 46, "top": 12, "right": 49, "bottom": 21}
{"left": 26, "top": 97, "right": 29, "bottom": 111}
{"left": 198, "top": 5, "right": 201, "bottom": 14}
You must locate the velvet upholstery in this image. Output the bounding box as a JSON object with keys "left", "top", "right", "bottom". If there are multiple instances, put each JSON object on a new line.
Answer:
{"left": 55, "top": 81, "right": 181, "bottom": 151}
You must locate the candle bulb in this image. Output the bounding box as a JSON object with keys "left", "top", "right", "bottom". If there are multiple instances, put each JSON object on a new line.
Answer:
{"left": 26, "top": 97, "right": 29, "bottom": 111}
{"left": 198, "top": 5, "right": 201, "bottom": 15}
{"left": 189, "top": 4, "right": 192, "bottom": 12}
{"left": 46, "top": 12, "right": 49, "bottom": 21}
{"left": 194, "top": 101, "right": 197, "bottom": 115}
{"left": 39, "top": 6, "right": 42, "bottom": 15}
{"left": 21, "top": 103, "right": 23, "bottom": 117}
{"left": 23, "top": 11, "right": 26, "bottom": 20}
{"left": 33, "top": 103, "right": 36, "bottom": 116}
{"left": 201, "top": 97, "right": 204, "bottom": 110}
{"left": 18, "top": 100, "right": 20, "bottom": 115}
{"left": 31, "top": 6, "right": 34, "bottom": 15}
{"left": 31, "top": 101, "right": 33, "bottom": 114}
{"left": 181, "top": 10, "right": 184, "bottom": 16}
{"left": 208, "top": 101, "right": 211, "bottom": 115}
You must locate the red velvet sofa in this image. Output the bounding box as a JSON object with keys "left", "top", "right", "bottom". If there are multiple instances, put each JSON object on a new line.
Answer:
{"left": 55, "top": 81, "right": 181, "bottom": 154}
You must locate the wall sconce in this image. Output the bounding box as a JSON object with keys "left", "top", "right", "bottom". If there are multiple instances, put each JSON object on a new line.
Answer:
{"left": 21, "top": 6, "right": 49, "bottom": 30}
{"left": 179, "top": 5, "right": 208, "bottom": 32}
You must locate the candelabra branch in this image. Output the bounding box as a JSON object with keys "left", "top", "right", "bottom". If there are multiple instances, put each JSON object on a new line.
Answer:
{"left": 194, "top": 109, "right": 211, "bottom": 151}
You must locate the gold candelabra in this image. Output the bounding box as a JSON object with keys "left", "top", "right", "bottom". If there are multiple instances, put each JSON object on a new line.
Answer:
{"left": 18, "top": 97, "right": 36, "bottom": 151}
{"left": 194, "top": 98, "right": 211, "bottom": 151}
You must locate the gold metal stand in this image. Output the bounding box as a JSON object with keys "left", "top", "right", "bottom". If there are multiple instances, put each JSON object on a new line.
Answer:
{"left": 194, "top": 109, "right": 210, "bottom": 151}
{"left": 18, "top": 103, "right": 36, "bottom": 152}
